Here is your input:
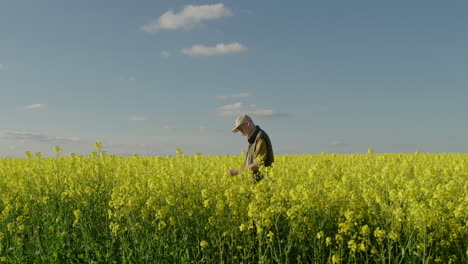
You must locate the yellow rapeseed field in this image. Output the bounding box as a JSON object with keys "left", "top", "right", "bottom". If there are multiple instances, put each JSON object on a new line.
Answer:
{"left": 0, "top": 145, "right": 467, "bottom": 263}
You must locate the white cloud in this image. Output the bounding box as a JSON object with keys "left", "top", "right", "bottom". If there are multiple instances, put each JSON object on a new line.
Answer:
{"left": 141, "top": 3, "right": 232, "bottom": 33}
{"left": 0, "top": 130, "right": 80, "bottom": 144}
{"left": 161, "top": 50, "right": 172, "bottom": 57}
{"left": 199, "top": 126, "right": 224, "bottom": 133}
{"left": 330, "top": 140, "right": 349, "bottom": 147}
{"left": 129, "top": 76, "right": 136, "bottom": 81}
{"left": 162, "top": 125, "right": 179, "bottom": 131}
{"left": 216, "top": 93, "right": 252, "bottom": 100}
{"left": 0, "top": 64, "right": 8, "bottom": 70}
{"left": 182, "top": 42, "right": 247, "bottom": 56}
{"left": 24, "top": 104, "right": 45, "bottom": 110}
{"left": 130, "top": 116, "right": 148, "bottom": 121}
{"left": 216, "top": 102, "right": 275, "bottom": 117}
{"left": 232, "top": 93, "right": 251, "bottom": 98}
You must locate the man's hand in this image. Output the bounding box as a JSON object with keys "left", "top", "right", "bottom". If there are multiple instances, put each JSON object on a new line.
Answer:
{"left": 228, "top": 169, "right": 242, "bottom": 176}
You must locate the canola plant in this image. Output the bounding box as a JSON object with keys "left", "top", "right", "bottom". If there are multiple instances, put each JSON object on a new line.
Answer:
{"left": 0, "top": 146, "right": 467, "bottom": 263}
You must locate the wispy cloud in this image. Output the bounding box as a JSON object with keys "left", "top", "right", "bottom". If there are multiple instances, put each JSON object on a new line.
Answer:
{"left": 161, "top": 50, "right": 172, "bottom": 57}
{"left": 240, "top": 9, "right": 254, "bottom": 15}
{"left": 0, "top": 130, "right": 81, "bottom": 144}
{"left": 128, "top": 76, "right": 136, "bottom": 81}
{"left": 130, "top": 116, "right": 149, "bottom": 121}
{"left": 216, "top": 102, "right": 287, "bottom": 117}
{"left": 162, "top": 125, "right": 179, "bottom": 131}
{"left": 141, "top": 3, "right": 232, "bottom": 33}
{"left": 24, "top": 104, "right": 45, "bottom": 110}
{"left": 216, "top": 93, "right": 252, "bottom": 100}
{"left": 199, "top": 126, "right": 224, "bottom": 133}
{"left": 0, "top": 64, "right": 8, "bottom": 70}
{"left": 330, "top": 140, "right": 349, "bottom": 147}
{"left": 161, "top": 125, "right": 224, "bottom": 133}
{"left": 182, "top": 42, "right": 247, "bottom": 56}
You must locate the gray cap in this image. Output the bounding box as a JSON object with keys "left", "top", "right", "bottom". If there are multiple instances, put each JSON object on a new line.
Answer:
{"left": 232, "top": 114, "right": 253, "bottom": 133}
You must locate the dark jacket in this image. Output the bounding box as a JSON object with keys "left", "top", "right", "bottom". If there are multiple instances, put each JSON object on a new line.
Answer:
{"left": 244, "top": 126, "right": 274, "bottom": 181}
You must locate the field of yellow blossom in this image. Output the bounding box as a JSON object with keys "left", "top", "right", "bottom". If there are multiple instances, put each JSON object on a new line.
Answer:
{"left": 0, "top": 145, "right": 467, "bottom": 263}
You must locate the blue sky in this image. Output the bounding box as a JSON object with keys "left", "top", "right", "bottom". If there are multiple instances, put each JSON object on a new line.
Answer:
{"left": 1, "top": 0, "right": 467, "bottom": 157}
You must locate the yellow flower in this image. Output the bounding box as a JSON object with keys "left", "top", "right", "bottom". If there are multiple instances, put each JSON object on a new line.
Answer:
{"left": 109, "top": 222, "right": 120, "bottom": 235}
{"left": 256, "top": 226, "right": 264, "bottom": 234}
{"left": 326, "top": 237, "right": 332, "bottom": 246}
{"left": 169, "top": 216, "right": 176, "bottom": 226}
{"left": 388, "top": 231, "right": 399, "bottom": 241}
{"left": 316, "top": 231, "right": 324, "bottom": 239}
{"left": 448, "top": 255, "right": 458, "bottom": 264}
{"left": 73, "top": 209, "right": 81, "bottom": 218}
{"left": 361, "top": 225, "right": 370, "bottom": 236}
{"left": 359, "top": 242, "right": 367, "bottom": 252}
{"left": 347, "top": 240, "right": 357, "bottom": 252}
{"left": 73, "top": 209, "right": 81, "bottom": 226}
{"left": 239, "top": 224, "right": 246, "bottom": 232}
{"left": 374, "top": 227, "right": 386, "bottom": 242}
{"left": 200, "top": 240, "right": 208, "bottom": 249}
{"left": 158, "top": 220, "right": 167, "bottom": 229}
{"left": 267, "top": 231, "right": 274, "bottom": 242}
{"left": 332, "top": 254, "right": 341, "bottom": 264}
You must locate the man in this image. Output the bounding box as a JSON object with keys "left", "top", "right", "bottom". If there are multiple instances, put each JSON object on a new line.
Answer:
{"left": 228, "top": 114, "right": 274, "bottom": 181}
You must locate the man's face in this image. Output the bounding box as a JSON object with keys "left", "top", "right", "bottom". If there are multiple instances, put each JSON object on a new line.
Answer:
{"left": 238, "top": 122, "right": 250, "bottom": 137}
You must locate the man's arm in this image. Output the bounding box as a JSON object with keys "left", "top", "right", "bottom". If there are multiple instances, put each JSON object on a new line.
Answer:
{"left": 228, "top": 139, "right": 267, "bottom": 176}
{"left": 229, "top": 163, "right": 258, "bottom": 176}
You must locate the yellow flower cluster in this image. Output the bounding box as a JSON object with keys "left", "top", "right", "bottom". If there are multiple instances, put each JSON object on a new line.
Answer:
{"left": 0, "top": 149, "right": 466, "bottom": 263}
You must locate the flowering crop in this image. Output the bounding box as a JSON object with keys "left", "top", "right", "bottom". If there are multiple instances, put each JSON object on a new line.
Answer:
{"left": 0, "top": 148, "right": 467, "bottom": 263}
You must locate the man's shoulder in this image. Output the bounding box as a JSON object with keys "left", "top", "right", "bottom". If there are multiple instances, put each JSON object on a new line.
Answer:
{"left": 257, "top": 128, "right": 271, "bottom": 140}
{"left": 255, "top": 137, "right": 266, "bottom": 144}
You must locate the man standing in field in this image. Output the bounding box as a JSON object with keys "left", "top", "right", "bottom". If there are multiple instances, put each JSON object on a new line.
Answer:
{"left": 228, "top": 114, "right": 274, "bottom": 181}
